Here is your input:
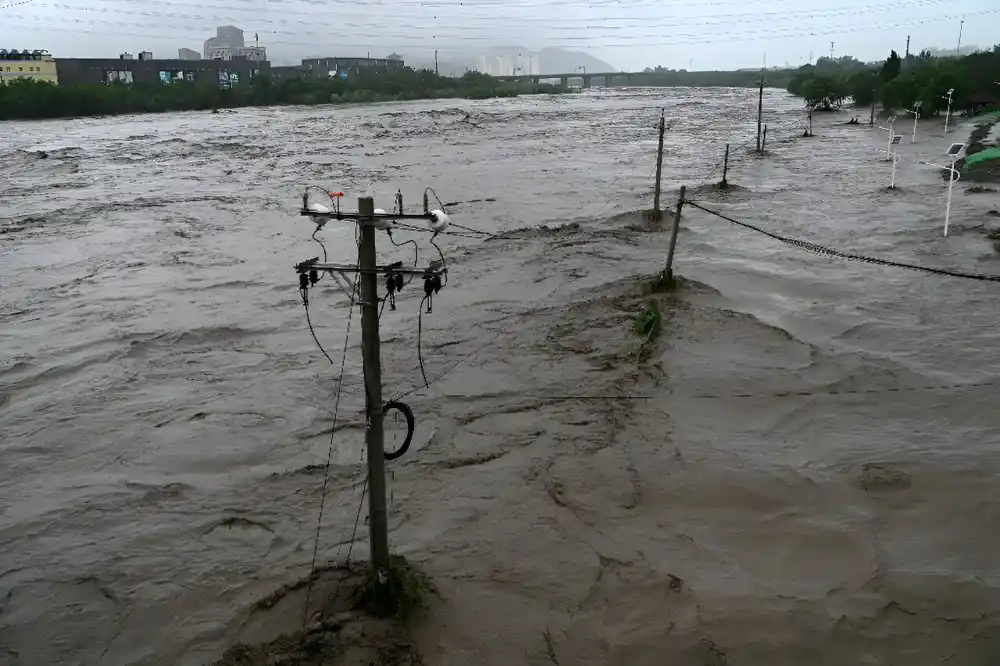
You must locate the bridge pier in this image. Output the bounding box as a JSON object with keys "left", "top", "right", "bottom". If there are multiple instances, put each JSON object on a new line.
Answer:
{"left": 583, "top": 75, "right": 592, "bottom": 89}
{"left": 560, "top": 77, "right": 567, "bottom": 86}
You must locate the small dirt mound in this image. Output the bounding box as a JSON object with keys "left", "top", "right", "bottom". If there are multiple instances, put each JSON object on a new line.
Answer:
{"left": 212, "top": 557, "right": 430, "bottom": 666}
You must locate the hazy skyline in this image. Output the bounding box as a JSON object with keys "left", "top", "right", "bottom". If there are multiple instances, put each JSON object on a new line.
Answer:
{"left": 1, "top": 0, "right": 997, "bottom": 71}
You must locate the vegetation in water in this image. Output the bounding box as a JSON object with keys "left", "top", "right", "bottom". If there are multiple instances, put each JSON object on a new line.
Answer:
{"left": 633, "top": 301, "right": 662, "bottom": 341}
{"left": 0, "top": 68, "right": 570, "bottom": 121}
{"left": 354, "top": 555, "right": 435, "bottom": 624}
{"left": 785, "top": 45, "right": 1000, "bottom": 114}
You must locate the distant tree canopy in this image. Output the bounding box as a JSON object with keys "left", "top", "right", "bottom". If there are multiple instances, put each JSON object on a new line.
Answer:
{"left": 0, "top": 67, "right": 569, "bottom": 121}
{"left": 785, "top": 44, "right": 1000, "bottom": 115}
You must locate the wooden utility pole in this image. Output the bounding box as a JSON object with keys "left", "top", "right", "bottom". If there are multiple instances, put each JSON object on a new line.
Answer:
{"left": 434, "top": 50, "right": 439, "bottom": 75}
{"left": 904, "top": 35, "right": 910, "bottom": 68}
{"left": 870, "top": 94, "right": 876, "bottom": 126}
{"left": 357, "top": 196, "right": 390, "bottom": 571}
{"left": 721, "top": 144, "right": 730, "bottom": 188}
{"left": 756, "top": 76, "right": 764, "bottom": 152}
{"left": 652, "top": 110, "right": 665, "bottom": 220}
{"left": 663, "top": 185, "right": 686, "bottom": 284}
{"left": 762, "top": 124, "right": 768, "bottom": 152}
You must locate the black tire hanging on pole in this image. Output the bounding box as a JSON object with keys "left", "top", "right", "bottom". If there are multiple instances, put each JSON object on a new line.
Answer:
{"left": 382, "top": 400, "right": 414, "bottom": 461}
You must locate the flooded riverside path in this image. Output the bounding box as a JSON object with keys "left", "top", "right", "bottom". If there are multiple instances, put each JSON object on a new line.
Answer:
{"left": 3, "top": 88, "right": 1000, "bottom": 665}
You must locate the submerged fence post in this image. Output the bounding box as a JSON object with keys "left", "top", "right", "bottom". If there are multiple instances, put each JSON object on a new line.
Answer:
{"left": 756, "top": 76, "right": 764, "bottom": 152}
{"left": 652, "top": 110, "right": 665, "bottom": 220}
{"left": 721, "top": 144, "right": 730, "bottom": 188}
{"left": 662, "top": 185, "right": 686, "bottom": 285}
{"left": 762, "top": 124, "right": 768, "bottom": 152}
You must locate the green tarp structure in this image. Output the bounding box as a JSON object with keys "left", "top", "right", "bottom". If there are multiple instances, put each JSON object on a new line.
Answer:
{"left": 963, "top": 147, "right": 1000, "bottom": 171}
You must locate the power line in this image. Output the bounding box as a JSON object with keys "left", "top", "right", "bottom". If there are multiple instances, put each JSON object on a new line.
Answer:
{"left": 9, "top": 8, "right": 999, "bottom": 50}
{"left": 684, "top": 200, "right": 1000, "bottom": 282}
{"left": 34, "top": 0, "right": 964, "bottom": 30}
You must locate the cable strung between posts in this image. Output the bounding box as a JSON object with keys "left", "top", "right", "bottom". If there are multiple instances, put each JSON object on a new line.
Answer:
{"left": 684, "top": 200, "right": 1000, "bottom": 282}
{"left": 301, "top": 251, "right": 361, "bottom": 629}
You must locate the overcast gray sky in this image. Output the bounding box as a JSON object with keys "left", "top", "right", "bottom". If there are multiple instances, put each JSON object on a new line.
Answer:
{"left": 1, "top": 0, "right": 997, "bottom": 70}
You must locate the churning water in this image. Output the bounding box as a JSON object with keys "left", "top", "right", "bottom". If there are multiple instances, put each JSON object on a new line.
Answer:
{"left": 3, "top": 88, "right": 1000, "bottom": 665}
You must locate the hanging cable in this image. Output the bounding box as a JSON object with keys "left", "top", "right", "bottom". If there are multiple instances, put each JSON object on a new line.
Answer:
{"left": 417, "top": 295, "right": 430, "bottom": 388}
{"left": 301, "top": 249, "right": 360, "bottom": 629}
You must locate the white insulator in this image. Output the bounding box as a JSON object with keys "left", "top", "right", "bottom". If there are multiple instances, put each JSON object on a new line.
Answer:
{"left": 373, "top": 208, "right": 393, "bottom": 230}
{"left": 307, "top": 202, "right": 331, "bottom": 214}
{"left": 428, "top": 209, "right": 450, "bottom": 233}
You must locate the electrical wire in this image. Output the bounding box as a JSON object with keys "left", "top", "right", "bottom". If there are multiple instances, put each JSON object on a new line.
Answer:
{"left": 386, "top": 232, "right": 419, "bottom": 286}
{"left": 11, "top": 8, "right": 998, "bottom": 50}
{"left": 684, "top": 200, "right": 1000, "bottom": 282}
{"left": 417, "top": 294, "right": 430, "bottom": 388}
{"left": 301, "top": 249, "right": 360, "bottom": 629}
{"left": 429, "top": 235, "right": 448, "bottom": 288}
{"left": 51, "top": 0, "right": 977, "bottom": 22}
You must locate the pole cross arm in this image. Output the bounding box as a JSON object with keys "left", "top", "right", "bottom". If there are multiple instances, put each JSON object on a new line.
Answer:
{"left": 295, "top": 259, "right": 444, "bottom": 276}
{"left": 300, "top": 210, "right": 436, "bottom": 222}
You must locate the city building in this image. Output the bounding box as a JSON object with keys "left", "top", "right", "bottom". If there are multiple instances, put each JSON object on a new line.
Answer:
{"left": 0, "top": 49, "right": 58, "bottom": 84}
{"left": 203, "top": 36, "right": 225, "bottom": 59}
{"left": 178, "top": 48, "right": 200, "bottom": 60}
{"left": 216, "top": 26, "right": 244, "bottom": 48}
{"left": 207, "top": 45, "right": 267, "bottom": 61}
{"left": 55, "top": 54, "right": 267, "bottom": 87}
{"left": 300, "top": 56, "right": 405, "bottom": 76}
{"left": 204, "top": 26, "right": 244, "bottom": 58}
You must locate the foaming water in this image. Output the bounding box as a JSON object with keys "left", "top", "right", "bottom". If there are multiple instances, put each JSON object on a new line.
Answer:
{"left": 2, "top": 89, "right": 1000, "bottom": 665}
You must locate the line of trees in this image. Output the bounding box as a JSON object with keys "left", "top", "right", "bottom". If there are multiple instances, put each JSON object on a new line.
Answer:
{"left": 0, "top": 68, "right": 569, "bottom": 121}
{"left": 786, "top": 46, "right": 1000, "bottom": 115}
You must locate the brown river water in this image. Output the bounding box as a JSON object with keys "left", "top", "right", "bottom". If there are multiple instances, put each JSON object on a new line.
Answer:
{"left": 3, "top": 88, "right": 1000, "bottom": 665}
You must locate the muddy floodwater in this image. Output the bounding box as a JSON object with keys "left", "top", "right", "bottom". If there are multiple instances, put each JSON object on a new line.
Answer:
{"left": 3, "top": 88, "right": 1000, "bottom": 665}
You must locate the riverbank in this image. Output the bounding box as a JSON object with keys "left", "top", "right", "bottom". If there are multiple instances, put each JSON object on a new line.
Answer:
{"left": 0, "top": 70, "right": 570, "bottom": 121}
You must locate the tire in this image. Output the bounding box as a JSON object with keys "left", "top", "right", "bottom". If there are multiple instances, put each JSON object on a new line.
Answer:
{"left": 382, "top": 400, "right": 414, "bottom": 461}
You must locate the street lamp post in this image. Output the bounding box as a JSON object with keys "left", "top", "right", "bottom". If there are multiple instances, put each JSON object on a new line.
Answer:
{"left": 905, "top": 100, "right": 922, "bottom": 143}
{"left": 942, "top": 88, "right": 954, "bottom": 133}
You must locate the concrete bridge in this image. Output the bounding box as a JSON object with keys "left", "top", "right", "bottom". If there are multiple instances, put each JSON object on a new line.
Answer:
{"left": 492, "top": 71, "right": 643, "bottom": 88}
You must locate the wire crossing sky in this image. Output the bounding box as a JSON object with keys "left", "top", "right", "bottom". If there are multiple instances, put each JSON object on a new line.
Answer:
{"left": 1, "top": 0, "right": 996, "bottom": 69}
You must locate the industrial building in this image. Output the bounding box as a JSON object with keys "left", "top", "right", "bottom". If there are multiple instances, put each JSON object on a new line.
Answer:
{"left": 55, "top": 54, "right": 267, "bottom": 87}
{"left": 178, "top": 48, "right": 201, "bottom": 61}
{"left": 0, "top": 49, "right": 58, "bottom": 85}
{"left": 271, "top": 54, "right": 405, "bottom": 80}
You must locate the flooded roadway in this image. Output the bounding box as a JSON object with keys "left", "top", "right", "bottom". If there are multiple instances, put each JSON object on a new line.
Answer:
{"left": 3, "top": 88, "right": 1000, "bottom": 665}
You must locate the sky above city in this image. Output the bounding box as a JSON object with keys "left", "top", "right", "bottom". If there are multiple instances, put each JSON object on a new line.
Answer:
{"left": 1, "top": 0, "right": 998, "bottom": 71}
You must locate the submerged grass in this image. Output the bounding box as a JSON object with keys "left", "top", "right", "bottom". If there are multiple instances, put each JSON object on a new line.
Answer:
{"left": 355, "top": 555, "right": 435, "bottom": 624}
{"left": 633, "top": 301, "right": 662, "bottom": 342}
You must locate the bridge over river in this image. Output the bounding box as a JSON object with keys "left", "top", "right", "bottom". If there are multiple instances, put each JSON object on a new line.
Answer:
{"left": 492, "top": 71, "right": 647, "bottom": 88}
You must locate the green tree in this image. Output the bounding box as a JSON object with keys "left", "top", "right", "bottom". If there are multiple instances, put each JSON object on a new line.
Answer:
{"left": 880, "top": 50, "right": 902, "bottom": 83}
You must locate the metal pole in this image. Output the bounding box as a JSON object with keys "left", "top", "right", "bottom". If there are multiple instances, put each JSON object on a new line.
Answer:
{"left": 357, "top": 196, "right": 390, "bottom": 571}
{"left": 434, "top": 50, "right": 439, "bottom": 76}
{"left": 808, "top": 109, "right": 813, "bottom": 136}
{"left": 870, "top": 95, "right": 875, "bottom": 126}
{"left": 912, "top": 111, "right": 918, "bottom": 143}
{"left": 756, "top": 77, "right": 764, "bottom": 152}
{"left": 890, "top": 154, "right": 897, "bottom": 189}
{"left": 721, "top": 143, "right": 730, "bottom": 187}
{"left": 652, "top": 110, "right": 665, "bottom": 220}
{"left": 663, "top": 185, "right": 686, "bottom": 283}
{"left": 945, "top": 94, "right": 952, "bottom": 133}
{"left": 762, "top": 124, "right": 768, "bottom": 152}
{"left": 957, "top": 20, "right": 964, "bottom": 56}
{"left": 944, "top": 161, "right": 956, "bottom": 236}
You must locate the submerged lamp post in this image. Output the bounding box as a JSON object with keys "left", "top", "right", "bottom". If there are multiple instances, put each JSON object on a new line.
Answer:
{"left": 942, "top": 88, "right": 955, "bottom": 133}
{"left": 905, "top": 101, "right": 922, "bottom": 143}
{"left": 887, "top": 134, "right": 903, "bottom": 189}
{"left": 877, "top": 115, "right": 898, "bottom": 161}
{"left": 917, "top": 142, "right": 965, "bottom": 236}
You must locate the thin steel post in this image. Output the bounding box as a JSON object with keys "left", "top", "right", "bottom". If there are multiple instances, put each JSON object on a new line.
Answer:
{"left": 756, "top": 77, "right": 764, "bottom": 152}
{"left": 652, "top": 110, "right": 665, "bottom": 220}
{"left": 721, "top": 144, "right": 730, "bottom": 187}
{"left": 663, "top": 185, "right": 686, "bottom": 283}
{"left": 357, "top": 196, "right": 390, "bottom": 572}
